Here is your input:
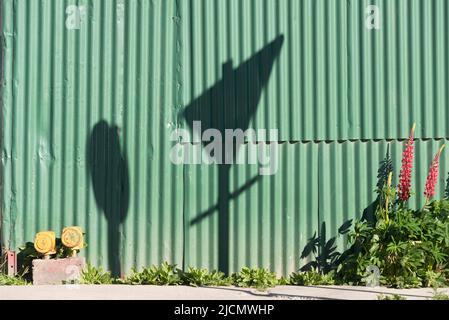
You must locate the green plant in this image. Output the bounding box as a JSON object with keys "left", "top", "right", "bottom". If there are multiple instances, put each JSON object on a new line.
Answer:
{"left": 231, "top": 267, "right": 277, "bottom": 289}
{"left": 337, "top": 198, "right": 449, "bottom": 288}
{"left": 289, "top": 269, "right": 335, "bottom": 286}
{"left": 207, "top": 270, "right": 232, "bottom": 286}
{"left": 335, "top": 132, "right": 449, "bottom": 288}
{"left": 377, "top": 294, "right": 406, "bottom": 300}
{"left": 16, "top": 242, "right": 41, "bottom": 279}
{"left": 80, "top": 264, "right": 114, "bottom": 284}
{"left": 125, "top": 262, "right": 181, "bottom": 285}
{"left": 277, "top": 276, "right": 290, "bottom": 285}
{"left": 0, "top": 273, "right": 29, "bottom": 285}
{"left": 180, "top": 267, "right": 231, "bottom": 287}
{"left": 179, "top": 267, "right": 209, "bottom": 286}
{"left": 423, "top": 270, "right": 446, "bottom": 288}
{"left": 299, "top": 138, "right": 449, "bottom": 290}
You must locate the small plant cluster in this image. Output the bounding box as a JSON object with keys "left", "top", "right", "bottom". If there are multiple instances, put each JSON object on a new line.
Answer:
{"left": 336, "top": 124, "right": 449, "bottom": 288}
{"left": 0, "top": 250, "right": 29, "bottom": 285}
{"left": 0, "top": 273, "right": 29, "bottom": 286}
{"left": 289, "top": 269, "right": 336, "bottom": 286}
{"left": 121, "top": 263, "right": 233, "bottom": 287}
{"left": 181, "top": 267, "right": 232, "bottom": 287}
{"left": 79, "top": 263, "right": 336, "bottom": 289}
{"left": 124, "top": 262, "right": 183, "bottom": 285}
{"left": 79, "top": 264, "right": 116, "bottom": 285}
{"left": 231, "top": 267, "right": 277, "bottom": 288}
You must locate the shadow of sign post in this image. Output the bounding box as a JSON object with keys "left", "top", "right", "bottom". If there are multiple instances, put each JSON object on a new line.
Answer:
{"left": 181, "top": 35, "right": 284, "bottom": 274}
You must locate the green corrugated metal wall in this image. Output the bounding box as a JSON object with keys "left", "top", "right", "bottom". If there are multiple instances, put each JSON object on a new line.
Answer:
{"left": 1, "top": 0, "right": 449, "bottom": 276}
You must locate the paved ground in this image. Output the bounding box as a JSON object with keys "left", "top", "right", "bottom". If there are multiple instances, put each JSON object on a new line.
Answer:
{"left": 0, "top": 285, "right": 447, "bottom": 300}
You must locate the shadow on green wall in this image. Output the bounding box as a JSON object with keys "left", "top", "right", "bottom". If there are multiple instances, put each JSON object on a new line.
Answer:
{"left": 87, "top": 120, "right": 130, "bottom": 277}
{"left": 300, "top": 146, "right": 393, "bottom": 272}
{"left": 181, "top": 35, "right": 284, "bottom": 274}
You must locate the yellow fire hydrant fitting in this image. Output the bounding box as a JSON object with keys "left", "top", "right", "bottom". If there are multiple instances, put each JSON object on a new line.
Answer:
{"left": 34, "top": 231, "right": 56, "bottom": 256}
{"left": 61, "top": 226, "right": 84, "bottom": 251}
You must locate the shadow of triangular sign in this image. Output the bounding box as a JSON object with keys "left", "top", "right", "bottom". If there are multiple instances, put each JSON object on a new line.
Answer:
{"left": 180, "top": 35, "right": 284, "bottom": 274}
{"left": 181, "top": 34, "right": 284, "bottom": 151}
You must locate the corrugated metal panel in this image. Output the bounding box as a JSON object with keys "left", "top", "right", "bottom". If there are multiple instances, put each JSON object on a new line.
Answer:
{"left": 181, "top": 0, "right": 449, "bottom": 141}
{"left": 0, "top": 0, "right": 185, "bottom": 276}
{"left": 2, "top": 0, "right": 449, "bottom": 277}
{"left": 183, "top": 138, "right": 449, "bottom": 274}
{"left": 184, "top": 143, "right": 318, "bottom": 275}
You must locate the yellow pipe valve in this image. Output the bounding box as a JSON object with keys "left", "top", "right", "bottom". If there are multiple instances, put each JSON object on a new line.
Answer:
{"left": 34, "top": 231, "right": 56, "bottom": 255}
{"left": 61, "top": 226, "right": 84, "bottom": 250}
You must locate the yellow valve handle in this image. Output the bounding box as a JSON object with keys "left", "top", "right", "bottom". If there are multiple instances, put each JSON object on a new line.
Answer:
{"left": 61, "top": 226, "right": 84, "bottom": 249}
{"left": 34, "top": 231, "right": 56, "bottom": 254}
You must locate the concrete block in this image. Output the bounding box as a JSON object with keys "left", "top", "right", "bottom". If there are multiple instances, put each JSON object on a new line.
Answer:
{"left": 32, "top": 257, "right": 86, "bottom": 285}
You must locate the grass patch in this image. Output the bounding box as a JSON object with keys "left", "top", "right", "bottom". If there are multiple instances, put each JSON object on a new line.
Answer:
{"left": 0, "top": 273, "right": 29, "bottom": 286}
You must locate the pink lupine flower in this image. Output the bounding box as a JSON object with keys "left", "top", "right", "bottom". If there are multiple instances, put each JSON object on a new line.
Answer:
{"left": 424, "top": 145, "right": 445, "bottom": 200}
{"left": 398, "top": 124, "right": 416, "bottom": 202}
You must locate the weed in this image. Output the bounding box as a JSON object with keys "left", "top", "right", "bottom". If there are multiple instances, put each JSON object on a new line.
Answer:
{"left": 125, "top": 262, "right": 181, "bottom": 285}
{"left": 277, "top": 276, "right": 290, "bottom": 285}
{"left": 207, "top": 270, "right": 232, "bottom": 286}
{"left": 0, "top": 273, "right": 29, "bottom": 286}
{"left": 80, "top": 264, "right": 114, "bottom": 284}
{"left": 180, "top": 267, "right": 231, "bottom": 287}
{"left": 231, "top": 267, "right": 277, "bottom": 289}
{"left": 289, "top": 269, "right": 335, "bottom": 286}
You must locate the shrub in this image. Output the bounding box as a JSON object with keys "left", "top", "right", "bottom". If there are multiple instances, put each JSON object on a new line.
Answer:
{"left": 81, "top": 264, "right": 114, "bottom": 284}
{"left": 231, "top": 267, "right": 278, "bottom": 289}
{"left": 337, "top": 198, "right": 449, "bottom": 288}
{"left": 335, "top": 131, "right": 449, "bottom": 288}
{"left": 180, "top": 267, "right": 231, "bottom": 287}
{"left": 289, "top": 269, "right": 335, "bottom": 286}
{"left": 207, "top": 270, "right": 232, "bottom": 286}
{"left": 124, "top": 262, "right": 181, "bottom": 285}
{"left": 277, "top": 276, "right": 290, "bottom": 285}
